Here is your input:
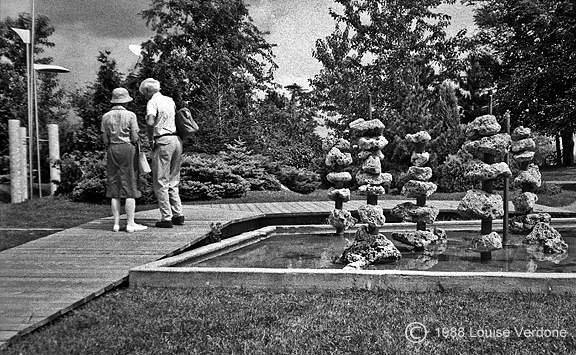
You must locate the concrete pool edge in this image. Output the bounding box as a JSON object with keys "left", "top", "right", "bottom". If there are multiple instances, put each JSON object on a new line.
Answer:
{"left": 129, "top": 221, "right": 576, "bottom": 294}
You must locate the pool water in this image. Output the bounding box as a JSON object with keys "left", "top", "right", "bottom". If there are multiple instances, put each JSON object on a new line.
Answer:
{"left": 178, "top": 229, "right": 575, "bottom": 273}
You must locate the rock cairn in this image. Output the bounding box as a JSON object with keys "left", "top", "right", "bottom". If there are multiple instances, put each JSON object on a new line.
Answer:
{"left": 325, "top": 138, "right": 357, "bottom": 234}
{"left": 508, "top": 126, "right": 567, "bottom": 255}
{"left": 339, "top": 118, "right": 401, "bottom": 268}
{"left": 391, "top": 131, "right": 446, "bottom": 250}
{"left": 457, "top": 114, "right": 511, "bottom": 258}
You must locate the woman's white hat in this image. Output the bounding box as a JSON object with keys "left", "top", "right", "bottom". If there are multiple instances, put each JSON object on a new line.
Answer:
{"left": 110, "top": 88, "right": 133, "bottom": 103}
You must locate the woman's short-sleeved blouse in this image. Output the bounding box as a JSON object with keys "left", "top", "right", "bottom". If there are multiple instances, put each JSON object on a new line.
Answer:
{"left": 101, "top": 106, "right": 139, "bottom": 144}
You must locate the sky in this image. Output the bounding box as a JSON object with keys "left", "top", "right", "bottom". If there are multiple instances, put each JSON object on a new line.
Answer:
{"left": 0, "top": 0, "right": 475, "bottom": 90}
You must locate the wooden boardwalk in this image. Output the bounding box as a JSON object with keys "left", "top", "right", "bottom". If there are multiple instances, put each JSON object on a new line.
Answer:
{"left": 0, "top": 200, "right": 571, "bottom": 349}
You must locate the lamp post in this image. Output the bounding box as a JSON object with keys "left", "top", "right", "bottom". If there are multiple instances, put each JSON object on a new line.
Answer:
{"left": 10, "top": 26, "right": 34, "bottom": 198}
{"left": 33, "top": 64, "right": 70, "bottom": 197}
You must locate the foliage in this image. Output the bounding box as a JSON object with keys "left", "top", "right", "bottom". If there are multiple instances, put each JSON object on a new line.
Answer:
{"left": 137, "top": 0, "right": 277, "bottom": 153}
{"left": 310, "top": 0, "right": 467, "bottom": 170}
{"left": 465, "top": 0, "right": 576, "bottom": 137}
{"left": 0, "top": 13, "right": 68, "bottom": 159}
{"left": 251, "top": 89, "right": 325, "bottom": 170}
{"left": 55, "top": 150, "right": 107, "bottom": 203}
{"left": 217, "top": 138, "right": 282, "bottom": 191}
{"left": 179, "top": 154, "right": 250, "bottom": 200}
{"left": 277, "top": 166, "right": 320, "bottom": 194}
{"left": 66, "top": 51, "right": 125, "bottom": 153}
{"left": 534, "top": 181, "right": 563, "bottom": 196}
{"left": 455, "top": 49, "right": 500, "bottom": 123}
{"left": 55, "top": 150, "right": 155, "bottom": 204}
{"left": 434, "top": 150, "right": 477, "bottom": 192}
{"left": 310, "top": 0, "right": 463, "bottom": 132}
{"left": 428, "top": 80, "right": 468, "bottom": 166}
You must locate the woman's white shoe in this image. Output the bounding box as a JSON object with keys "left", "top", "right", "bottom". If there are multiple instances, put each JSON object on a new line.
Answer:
{"left": 126, "top": 224, "right": 148, "bottom": 233}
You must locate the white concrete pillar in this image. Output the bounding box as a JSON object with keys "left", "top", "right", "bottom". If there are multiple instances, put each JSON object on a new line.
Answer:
{"left": 47, "top": 124, "right": 60, "bottom": 195}
{"left": 8, "top": 120, "right": 22, "bottom": 203}
{"left": 20, "top": 126, "right": 28, "bottom": 200}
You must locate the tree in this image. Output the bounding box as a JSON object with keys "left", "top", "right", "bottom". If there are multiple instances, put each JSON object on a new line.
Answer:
{"left": 310, "top": 0, "right": 465, "bottom": 167}
{"left": 251, "top": 89, "right": 323, "bottom": 170}
{"left": 466, "top": 0, "right": 576, "bottom": 165}
{"left": 137, "top": 0, "right": 277, "bottom": 153}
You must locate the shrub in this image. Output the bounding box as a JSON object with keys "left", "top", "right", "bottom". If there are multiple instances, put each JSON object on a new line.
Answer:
{"left": 56, "top": 151, "right": 107, "bottom": 202}
{"left": 56, "top": 150, "right": 155, "bottom": 204}
{"left": 434, "top": 151, "right": 476, "bottom": 193}
{"left": 217, "top": 139, "right": 282, "bottom": 191}
{"left": 277, "top": 166, "right": 320, "bottom": 194}
{"left": 535, "top": 181, "right": 563, "bottom": 196}
{"left": 179, "top": 154, "right": 250, "bottom": 200}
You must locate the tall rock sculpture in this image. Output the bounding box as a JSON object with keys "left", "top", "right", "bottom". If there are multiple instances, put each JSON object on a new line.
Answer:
{"left": 325, "top": 138, "right": 357, "bottom": 234}
{"left": 339, "top": 118, "right": 401, "bottom": 268}
{"left": 508, "top": 126, "right": 568, "bottom": 255}
{"left": 391, "top": 131, "right": 446, "bottom": 250}
{"left": 457, "top": 114, "right": 511, "bottom": 259}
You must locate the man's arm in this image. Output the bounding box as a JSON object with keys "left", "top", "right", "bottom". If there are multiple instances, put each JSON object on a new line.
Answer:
{"left": 146, "top": 114, "right": 155, "bottom": 148}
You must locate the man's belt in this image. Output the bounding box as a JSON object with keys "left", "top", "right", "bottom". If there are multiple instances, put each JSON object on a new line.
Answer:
{"left": 154, "top": 133, "right": 177, "bottom": 139}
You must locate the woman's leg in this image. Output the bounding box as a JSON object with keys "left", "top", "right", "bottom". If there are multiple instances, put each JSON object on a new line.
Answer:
{"left": 111, "top": 198, "right": 121, "bottom": 231}
{"left": 126, "top": 198, "right": 148, "bottom": 232}
{"left": 126, "top": 198, "right": 136, "bottom": 225}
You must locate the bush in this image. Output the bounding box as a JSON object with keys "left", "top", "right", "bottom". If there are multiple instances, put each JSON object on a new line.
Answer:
{"left": 217, "top": 139, "right": 282, "bottom": 191}
{"left": 277, "top": 166, "right": 320, "bottom": 194}
{"left": 56, "top": 150, "right": 155, "bottom": 204}
{"left": 535, "top": 181, "right": 563, "bottom": 196}
{"left": 56, "top": 151, "right": 107, "bottom": 202}
{"left": 179, "top": 154, "right": 250, "bottom": 200}
{"left": 434, "top": 152, "right": 476, "bottom": 193}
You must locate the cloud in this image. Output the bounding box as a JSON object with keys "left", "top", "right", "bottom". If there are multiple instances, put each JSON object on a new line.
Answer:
{"left": 2, "top": 0, "right": 152, "bottom": 39}
{"left": 44, "top": 0, "right": 152, "bottom": 38}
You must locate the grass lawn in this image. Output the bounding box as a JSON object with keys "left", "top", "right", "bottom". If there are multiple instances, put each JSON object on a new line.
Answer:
{"left": 3, "top": 286, "right": 576, "bottom": 354}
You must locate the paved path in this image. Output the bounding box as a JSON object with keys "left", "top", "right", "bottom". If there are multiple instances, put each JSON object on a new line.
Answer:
{"left": 0, "top": 200, "right": 572, "bottom": 349}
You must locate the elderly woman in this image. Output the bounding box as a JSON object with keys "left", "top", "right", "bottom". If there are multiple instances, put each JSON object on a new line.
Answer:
{"left": 101, "top": 88, "right": 147, "bottom": 233}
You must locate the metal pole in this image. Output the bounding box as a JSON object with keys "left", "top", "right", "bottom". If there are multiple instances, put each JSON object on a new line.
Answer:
{"left": 503, "top": 111, "right": 510, "bottom": 245}
{"left": 31, "top": 0, "right": 40, "bottom": 197}
{"left": 33, "top": 67, "right": 42, "bottom": 197}
{"left": 20, "top": 126, "right": 28, "bottom": 200}
{"left": 368, "top": 94, "right": 372, "bottom": 120}
{"left": 27, "top": 41, "right": 34, "bottom": 199}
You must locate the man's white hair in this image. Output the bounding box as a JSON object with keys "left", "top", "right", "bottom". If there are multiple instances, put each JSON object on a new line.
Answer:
{"left": 139, "top": 78, "right": 161, "bottom": 95}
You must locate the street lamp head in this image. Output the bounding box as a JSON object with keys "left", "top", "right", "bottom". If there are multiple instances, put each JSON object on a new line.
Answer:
{"left": 129, "top": 44, "right": 143, "bottom": 57}
{"left": 33, "top": 64, "right": 70, "bottom": 73}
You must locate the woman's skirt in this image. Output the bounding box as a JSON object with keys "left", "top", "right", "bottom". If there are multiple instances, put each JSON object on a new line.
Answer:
{"left": 106, "top": 143, "right": 142, "bottom": 199}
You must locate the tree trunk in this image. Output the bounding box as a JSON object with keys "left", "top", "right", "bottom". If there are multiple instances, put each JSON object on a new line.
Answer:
{"left": 561, "top": 130, "right": 574, "bottom": 166}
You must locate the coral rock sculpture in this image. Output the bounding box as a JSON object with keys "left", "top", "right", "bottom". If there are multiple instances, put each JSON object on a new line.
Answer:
{"left": 325, "top": 138, "right": 357, "bottom": 234}
{"left": 508, "top": 126, "right": 566, "bottom": 254}
{"left": 340, "top": 118, "right": 401, "bottom": 266}
{"left": 457, "top": 114, "right": 510, "bottom": 258}
{"left": 391, "top": 131, "right": 446, "bottom": 250}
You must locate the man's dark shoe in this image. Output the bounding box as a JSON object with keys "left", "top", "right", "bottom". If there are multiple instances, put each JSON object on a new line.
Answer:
{"left": 172, "top": 216, "right": 185, "bottom": 225}
{"left": 155, "top": 220, "right": 173, "bottom": 228}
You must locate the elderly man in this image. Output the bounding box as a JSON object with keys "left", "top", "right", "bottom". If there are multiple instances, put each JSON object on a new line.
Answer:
{"left": 139, "top": 78, "right": 185, "bottom": 228}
